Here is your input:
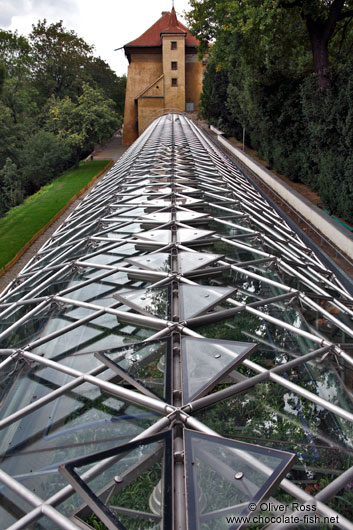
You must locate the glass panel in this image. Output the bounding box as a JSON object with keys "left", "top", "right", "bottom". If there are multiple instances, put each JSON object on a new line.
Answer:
{"left": 138, "top": 230, "right": 171, "bottom": 243}
{"left": 174, "top": 195, "right": 202, "bottom": 206}
{"left": 184, "top": 429, "right": 295, "bottom": 530}
{"left": 194, "top": 381, "right": 353, "bottom": 478}
{"left": 178, "top": 251, "right": 222, "bottom": 274}
{"left": 0, "top": 376, "right": 161, "bottom": 508}
{"left": 176, "top": 211, "right": 208, "bottom": 222}
{"left": 179, "top": 284, "right": 235, "bottom": 320}
{"left": 126, "top": 253, "right": 170, "bottom": 272}
{"left": 0, "top": 484, "right": 39, "bottom": 529}
{"left": 63, "top": 431, "right": 172, "bottom": 530}
{"left": 137, "top": 228, "right": 216, "bottom": 243}
{"left": 177, "top": 229, "right": 215, "bottom": 243}
{"left": 181, "top": 337, "right": 257, "bottom": 403}
{"left": 113, "top": 287, "right": 170, "bottom": 319}
{"left": 98, "top": 338, "right": 171, "bottom": 402}
{"left": 139, "top": 212, "right": 172, "bottom": 224}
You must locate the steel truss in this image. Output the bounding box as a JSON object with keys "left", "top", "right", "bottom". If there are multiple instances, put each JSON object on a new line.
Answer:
{"left": 0, "top": 114, "right": 353, "bottom": 530}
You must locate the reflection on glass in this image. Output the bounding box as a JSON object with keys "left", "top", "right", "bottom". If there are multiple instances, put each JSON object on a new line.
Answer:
{"left": 194, "top": 381, "right": 353, "bottom": 482}
{"left": 0, "top": 377, "right": 160, "bottom": 526}
{"left": 139, "top": 212, "right": 172, "bottom": 224}
{"left": 126, "top": 253, "right": 170, "bottom": 272}
{"left": 114, "top": 287, "right": 170, "bottom": 319}
{"left": 179, "top": 284, "right": 235, "bottom": 320}
{"left": 181, "top": 337, "right": 256, "bottom": 403}
{"left": 184, "top": 429, "right": 295, "bottom": 530}
{"left": 178, "top": 252, "right": 222, "bottom": 274}
{"left": 98, "top": 339, "right": 171, "bottom": 402}
{"left": 138, "top": 230, "right": 171, "bottom": 243}
{"left": 61, "top": 432, "right": 172, "bottom": 530}
{"left": 177, "top": 229, "right": 215, "bottom": 243}
{"left": 176, "top": 211, "right": 208, "bottom": 222}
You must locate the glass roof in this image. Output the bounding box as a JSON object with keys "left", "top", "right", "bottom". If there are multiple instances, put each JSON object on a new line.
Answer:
{"left": 0, "top": 113, "right": 353, "bottom": 530}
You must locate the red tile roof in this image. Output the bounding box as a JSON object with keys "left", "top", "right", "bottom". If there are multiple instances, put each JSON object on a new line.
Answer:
{"left": 124, "top": 8, "right": 199, "bottom": 48}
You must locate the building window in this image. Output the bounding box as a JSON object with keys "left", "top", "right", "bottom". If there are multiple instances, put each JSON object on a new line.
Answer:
{"left": 171, "top": 61, "right": 177, "bottom": 70}
{"left": 172, "top": 78, "right": 178, "bottom": 87}
{"left": 171, "top": 41, "right": 177, "bottom": 50}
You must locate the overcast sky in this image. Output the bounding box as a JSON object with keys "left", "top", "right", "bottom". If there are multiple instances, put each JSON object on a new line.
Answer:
{"left": 0, "top": 0, "right": 192, "bottom": 75}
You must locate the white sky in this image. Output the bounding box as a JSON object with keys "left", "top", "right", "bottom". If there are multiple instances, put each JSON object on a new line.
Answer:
{"left": 0, "top": 0, "right": 192, "bottom": 76}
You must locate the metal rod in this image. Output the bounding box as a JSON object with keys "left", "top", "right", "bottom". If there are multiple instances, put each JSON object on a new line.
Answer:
{"left": 186, "top": 291, "right": 297, "bottom": 328}
{"left": 0, "top": 299, "right": 49, "bottom": 341}
{"left": 187, "top": 345, "right": 332, "bottom": 412}
{"left": 184, "top": 416, "right": 353, "bottom": 530}
{"left": 19, "top": 349, "right": 174, "bottom": 414}
{"left": 0, "top": 470, "right": 82, "bottom": 530}
{"left": 54, "top": 295, "right": 168, "bottom": 330}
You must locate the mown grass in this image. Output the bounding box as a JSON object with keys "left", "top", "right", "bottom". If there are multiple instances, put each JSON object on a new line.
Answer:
{"left": 0, "top": 160, "right": 110, "bottom": 270}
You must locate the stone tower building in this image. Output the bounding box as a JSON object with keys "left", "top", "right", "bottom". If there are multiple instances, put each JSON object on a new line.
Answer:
{"left": 122, "top": 8, "right": 203, "bottom": 145}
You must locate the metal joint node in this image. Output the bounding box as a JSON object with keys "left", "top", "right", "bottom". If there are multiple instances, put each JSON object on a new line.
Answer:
{"left": 167, "top": 321, "right": 178, "bottom": 331}
{"left": 176, "top": 321, "right": 187, "bottom": 332}
{"left": 317, "top": 347, "right": 334, "bottom": 364}
{"left": 49, "top": 297, "right": 65, "bottom": 310}
{"left": 173, "top": 389, "right": 182, "bottom": 400}
{"left": 284, "top": 294, "right": 299, "bottom": 306}
{"left": 71, "top": 262, "right": 84, "bottom": 274}
{"left": 174, "top": 451, "right": 184, "bottom": 463}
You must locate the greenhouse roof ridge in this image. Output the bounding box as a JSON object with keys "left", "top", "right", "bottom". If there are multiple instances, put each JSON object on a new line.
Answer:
{"left": 0, "top": 114, "right": 353, "bottom": 530}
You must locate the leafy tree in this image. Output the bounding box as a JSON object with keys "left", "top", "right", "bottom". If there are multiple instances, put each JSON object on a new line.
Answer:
{"left": 20, "top": 130, "right": 71, "bottom": 193}
{"left": 85, "top": 57, "right": 126, "bottom": 116}
{"left": 187, "top": 0, "right": 353, "bottom": 221}
{"left": 187, "top": 0, "right": 353, "bottom": 88}
{"left": 47, "top": 83, "right": 119, "bottom": 167}
{"left": 0, "top": 157, "right": 23, "bottom": 213}
{"left": 281, "top": 0, "right": 353, "bottom": 89}
{"left": 0, "top": 30, "right": 32, "bottom": 79}
{"left": 0, "top": 63, "right": 5, "bottom": 93}
{"left": 0, "top": 22, "right": 126, "bottom": 218}
{"left": 29, "top": 20, "right": 93, "bottom": 100}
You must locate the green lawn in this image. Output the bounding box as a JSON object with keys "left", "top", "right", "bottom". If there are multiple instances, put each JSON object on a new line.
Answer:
{"left": 0, "top": 160, "right": 111, "bottom": 271}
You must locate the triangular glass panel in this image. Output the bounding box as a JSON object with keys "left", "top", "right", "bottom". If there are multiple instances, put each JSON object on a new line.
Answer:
{"left": 113, "top": 287, "right": 170, "bottom": 319}
{"left": 124, "top": 185, "right": 171, "bottom": 195}
{"left": 95, "top": 338, "right": 172, "bottom": 402}
{"left": 137, "top": 230, "right": 171, "bottom": 243}
{"left": 184, "top": 430, "right": 295, "bottom": 530}
{"left": 176, "top": 211, "right": 208, "bottom": 223}
{"left": 177, "top": 229, "right": 215, "bottom": 243}
{"left": 144, "top": 185, "right": 173, "bottom": 194}
{"left": 181, "top": 337, "right": 257, "bottom": 403}
{"left": 143, "top": 199, "right": 173, "bottom": 207}
{"left": 179, "top": 284, "right": 235, "bottom": 320}
{"left": 175, "top": 185, "right": 200, "bottom": 194}
{"left": 175, "top": 195, "right": 202, "bottom": 206}
{"left": 126, "top": 253, "right": 170, "bottom": 272}
{"left": 60, "top": 431, "right": 172, "bottom": 530}
{"left": 178, "top": 251, "right": 222, "bottom": 274}
{"left": 139, "top": 212, "right": 172, "bottom": 224}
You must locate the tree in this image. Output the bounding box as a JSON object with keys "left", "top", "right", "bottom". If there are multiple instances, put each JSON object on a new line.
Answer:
{"left": 279, "top": 0, "right": 353, "bottom": 89}
{"left": 29, "top": 20, "right": 93, "bottom": 100}
{"left": 187, "top": 0, "right": 353, "bottom": 88}
{"left": 0, "top": 63, "right": 5, "bottom": 94}
{"left": 20, "top": 131, "right": 71, "bottom": 193}
{"left": 85, "top": 57, "right": 126, "bottom": 117}
{"left": 0, "top": 30, "right": 32, "bottom": 79}
{"left": 0, "top": 157, "right": 23, "bottom": 213}
{"left": 47, "top": 83, "right": 119, "bottom": 166}
{"left": 186, "top": 0, "right": 353, "bottom": 221}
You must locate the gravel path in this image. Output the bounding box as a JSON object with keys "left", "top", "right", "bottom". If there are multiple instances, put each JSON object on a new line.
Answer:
{"left": 0, "top": 134, "right": 128, "bottom": 294}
